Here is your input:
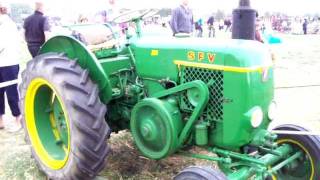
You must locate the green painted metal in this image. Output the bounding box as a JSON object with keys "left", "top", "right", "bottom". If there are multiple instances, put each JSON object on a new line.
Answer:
{"left": 195, "top": 123, "right": 208, "bottom": 146}
{"left": 179, "top": 151, "right": 231, "bottom": 163}
{"left": 94, "top": 48, "right": 119, "bottom": 59}
{"left": 176, "top": 143, "right": 303, "bottom": 179}
{"left": 130, "top": 97, "right": 183, "bottom": 159}
{"left": 152, "top": 80, "right": 209, "bottom": 147}
{"left": 212, "top": 147, "right": 266, "bottom": 166}
{"left": 132, "top": 37, "right": 274, "bottom": 150}
{"left": 35, "top": 19, "right": 305, "bottom": 179}
{"left": 34, "top": 84, "right": 68, "bottom": 160}
{"left": 267, "top": 148, "right": 312, "bottom": 179}
{"left": 225, "top": 144, "right": 293, "bottom": 179}
{"left": 39, "top": 35, "right": 113, "bottom": 103}
{"left": 251, "top": 129, "right": 278, "bottom": 148}
{"left": 210, "top": 67, "right": 274, "bottom": 150}
{"left": 130, "top": 81, "right": 209, "bottom": 159}
{"left": 52, "top": 97, "right": 68, "bottom": 145}
{"left": 268, "top": 151, "right": 303, "bottom": 174}
{"left": 99, "top": 56, "right": 132, "bottom": 90}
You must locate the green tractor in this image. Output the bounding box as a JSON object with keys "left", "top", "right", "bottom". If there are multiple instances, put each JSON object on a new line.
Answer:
{"left": 20, "top": 1, "right": 320, "bottom": 180}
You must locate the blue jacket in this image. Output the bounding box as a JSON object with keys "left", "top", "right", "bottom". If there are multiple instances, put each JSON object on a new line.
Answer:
{"left": 170, "top": 5, "right": 193, "bottom": 35}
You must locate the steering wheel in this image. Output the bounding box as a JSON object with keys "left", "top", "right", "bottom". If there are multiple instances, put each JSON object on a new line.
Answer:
{"left": 112, "top": 9, "right": 158, "bottom": 24}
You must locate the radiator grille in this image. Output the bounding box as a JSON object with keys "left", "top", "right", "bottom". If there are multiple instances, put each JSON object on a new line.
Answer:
{"left": 181, "top": 66, "right": 224, "bottom": 121}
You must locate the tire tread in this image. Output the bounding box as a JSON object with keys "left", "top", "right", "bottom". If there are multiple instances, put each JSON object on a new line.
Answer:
{"left": 19, "top": 53, "right": 110, "bottom": 180}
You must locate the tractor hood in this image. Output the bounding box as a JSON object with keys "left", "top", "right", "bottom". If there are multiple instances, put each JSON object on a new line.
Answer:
{"left": 131, "top": 36, "right": 272, "bottom": 68}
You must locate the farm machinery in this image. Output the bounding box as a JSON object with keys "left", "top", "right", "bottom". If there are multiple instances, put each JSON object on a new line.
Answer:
{"left": 20, "top": 0, "right": 320, "bottom": 179}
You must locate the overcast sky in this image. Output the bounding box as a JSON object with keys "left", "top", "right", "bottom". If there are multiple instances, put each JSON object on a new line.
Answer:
{"left": 9, "top": 0, "right": 320, "bottom": 16}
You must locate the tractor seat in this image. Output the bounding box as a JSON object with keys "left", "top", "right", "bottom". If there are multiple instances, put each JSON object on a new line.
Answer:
{"left": 70, "top": 24, "right": 118, "bottom": 50}
{"left": 87, "top": 39, "right": 119, "bottom": 52}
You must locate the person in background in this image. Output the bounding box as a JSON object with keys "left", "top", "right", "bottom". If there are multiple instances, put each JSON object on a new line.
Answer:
{"left": 303, "top": 19, "right": 308, "bottom": 35}
{"left": 195, "top": 18, "right": 203, "bottom": 37}
{"left": 78, "top": 14, "right": 88, "bottom": 24}
{"left": 218, "top": 19, "right": 224, "bottom": 30}
{"left": 315, "top": 17, "right": 320, "bottom": 34}
{"left": 0, "top": 2, "right": 22, "bottom": 132}
{"left": 96, "top": 0, "right": 118, "bottom": 23}
{"left": 170, "top": 0, "right": 193, "bottom": 36}
{"left": 255, "top": 13, "right": 264, "bottom": 43}
{"left": 23, "top": 1, "right": 50, "bottom": 57}
{"left": 224, "top": 18, "right": 232, "bottom": 32}
{"left": 261, "top": 22, "right": 266, "bottom": 34}
{"left": 207, "top": 15, "right": 215, "bottom": 37}
{"left": 255, "top": 21, "right": 264, "bottom": 43}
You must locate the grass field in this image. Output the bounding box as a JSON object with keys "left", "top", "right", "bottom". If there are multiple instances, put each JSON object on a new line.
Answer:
{"left": 0, "top": 33, "right": 320, "bottom": 180}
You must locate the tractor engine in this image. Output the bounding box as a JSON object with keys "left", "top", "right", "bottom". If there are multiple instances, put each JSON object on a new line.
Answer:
{"left": 129, "top": 37, "right": 275, "bottom": 156}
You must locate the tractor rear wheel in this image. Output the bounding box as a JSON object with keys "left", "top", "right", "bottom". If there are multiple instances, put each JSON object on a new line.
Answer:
{"left": 174, "top": 166, "right": 227, "bottom": 180}
{"left": 272, "top": 124, "right": 320, "bottom": 180}
{"left": 19, "top": 53, "right": 111, "bottom": 180}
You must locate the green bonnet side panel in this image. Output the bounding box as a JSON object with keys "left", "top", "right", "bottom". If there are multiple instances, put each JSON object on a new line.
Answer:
{"left": 39, "top": 35, "right": 112, "bottom": 103}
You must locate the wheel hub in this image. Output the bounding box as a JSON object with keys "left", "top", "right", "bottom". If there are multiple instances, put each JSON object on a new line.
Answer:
{"left": 25, "top": 78, "right": 70, "bottom": 170}
{"left": 140, "top": 119, "right": 158, "bottom": 141}
{"left": 131, "top": 98, "right": 183, "bottom": 159}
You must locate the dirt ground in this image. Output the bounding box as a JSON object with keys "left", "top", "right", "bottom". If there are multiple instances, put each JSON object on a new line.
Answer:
{"left": 271, "top": 34, "right": 320, "bottom": 130}
{"left": 1, "top": 34, "right": 320, "bottom": 180}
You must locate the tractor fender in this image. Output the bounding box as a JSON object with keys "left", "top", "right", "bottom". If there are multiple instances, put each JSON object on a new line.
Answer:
{"left": 39, "top": 35, "right": 112, "bottom": 103}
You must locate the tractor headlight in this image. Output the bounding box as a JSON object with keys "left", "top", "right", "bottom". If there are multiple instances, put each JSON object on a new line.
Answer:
{"left": 250, "top": 107, "right": 264, "bottom": 128}
{"left": 268, "top": 101, "right": 277, "bottom": 121}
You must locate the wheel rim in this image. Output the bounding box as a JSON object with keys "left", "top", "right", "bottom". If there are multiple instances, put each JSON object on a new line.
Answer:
{"left": 275, "top": 139, "right": 315, "bottom": 180}
{"left": 25, "top": 78, "right": 71, "bottom": 170}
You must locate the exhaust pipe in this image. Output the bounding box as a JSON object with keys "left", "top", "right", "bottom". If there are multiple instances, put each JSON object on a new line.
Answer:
{"left": 232, "top": 0, "right": 257, "bottom": 40}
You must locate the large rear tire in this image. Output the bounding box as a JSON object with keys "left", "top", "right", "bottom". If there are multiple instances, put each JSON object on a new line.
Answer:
{"left": 20, "top": 53, "right": 111, "bottom": 180}
{"left": 273, "top": 124, "right": 320, "bottom": 180}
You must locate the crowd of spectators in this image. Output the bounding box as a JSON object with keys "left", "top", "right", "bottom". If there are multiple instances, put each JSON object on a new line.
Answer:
{"left": 266, "top": 15, "right": 320, "bottom": 34}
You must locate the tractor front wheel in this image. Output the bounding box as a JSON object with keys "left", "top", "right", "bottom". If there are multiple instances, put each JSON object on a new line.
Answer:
{"left": 273, "top": 124, "right": 320, "bottom": 180}
{"left": 20, "top": 53, "right": 111, "bottom": 179}
{"left": 174, "top": 166, "right": 227, "bottom": 180}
